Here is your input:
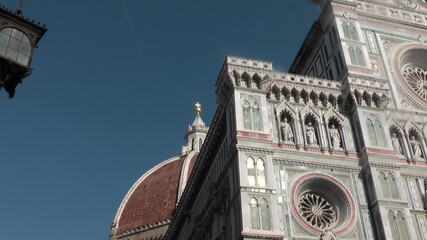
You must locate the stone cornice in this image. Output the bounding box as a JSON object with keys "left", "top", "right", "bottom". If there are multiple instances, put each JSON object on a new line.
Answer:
{"left": 241, "top": 186, "right": 277, "bottom": 194}
{"left": 241, "top": 232, "right": 284, "bottom": 239}
{"left": 356, "top": 2, "right": 427, "bottom": 32}
{"left": 370, "top": 162, "right": 401, "bottom": 170}
{"left": 401, "top": 173, "right": 427, "bottom": 178}
{"left": 274, "top": 157, "right": 361, "bottom": 172}
{"left": 344, "top": 76, "right": 390, "bottom": 94}
{"left": 116, "top": 219, "right": 170, "bottom": 238}
{"left": 263, "top": 76, "right": 342, "bottom": 95}
{"left": 236, "top": 145, "right": 274, "bottom": 155}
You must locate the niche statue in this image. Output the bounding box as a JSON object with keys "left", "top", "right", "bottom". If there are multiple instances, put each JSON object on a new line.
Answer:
{"left": 410, "top": 136, "right": 423, "bottom": 159}
{"left": 306, "top": 122, "right": 317, "bottom": 146}
{"left": 329, "top": 125, "right": 341, "bottom": 149}
{"left": 391, "top": 133, "right": 403, "bottom": 155}
{"left": 280, "top": 118, "right": 294, "bottom": 143}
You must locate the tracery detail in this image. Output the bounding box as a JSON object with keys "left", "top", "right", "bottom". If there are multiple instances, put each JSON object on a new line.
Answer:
{"left": 297, "top": 193, "right": 336, "bottom": 229}
{"left": 402, "top": 66, "right": 427, "bottom": 100}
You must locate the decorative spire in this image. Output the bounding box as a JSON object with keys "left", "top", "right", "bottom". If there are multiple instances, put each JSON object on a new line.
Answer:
{"left": 191, "top": 102, "right": 206, "bottom": 129}
{"left": 16, "top": 0, "right": 24, "bottom": 15}
{"left": 195, "top": 102, "right": 201, "bottom": 115}
{"left": 181, "top": 102, "right": 209, "bottom": 155}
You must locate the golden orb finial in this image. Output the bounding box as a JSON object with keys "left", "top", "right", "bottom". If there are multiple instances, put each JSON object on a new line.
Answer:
{"left": 195, "top": 102, "right": 202, "bottom": 115}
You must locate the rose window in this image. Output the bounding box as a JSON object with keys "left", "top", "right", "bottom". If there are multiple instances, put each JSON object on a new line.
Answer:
{"left": 290, "top": 173, "right": 356, "bottom": 236}
{"left": 297, "top": 193, "right": 336, "bottom": 229}
{"left": 402, "top": 66, "right": 427, "bottom": 100}
{"left": 395, "top": 47, "right": 427, "bottom": 104}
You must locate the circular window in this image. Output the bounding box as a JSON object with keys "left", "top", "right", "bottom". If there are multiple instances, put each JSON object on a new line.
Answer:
{"left": 297, "top": 193, "right": 336, "bottom": 229}
{"left": 290, "top": 173, "right": 356, "bottom": 236}
{"left": 395, "top": 47, "right": 427, "bottom": 103}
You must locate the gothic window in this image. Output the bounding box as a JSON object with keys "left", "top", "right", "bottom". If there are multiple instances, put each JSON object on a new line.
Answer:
{"left": 379, "top": 172, "right": 391, "bottom": 199}
{"left": 349, "top": 46, "right": 366, "bottom": 66}
{"left": 247, "top": 157, "right": 256, "bottom": 186}
{"left": 342, "top": 22, "right": 358, "bottom": 41}
{"left": 0, "top": 28, "right": 32, "bottom": 66}
{"left": 256, "top": 158, "right": 266, "bottom": 186}
{"left": 388, "top": 211, "right": 400, "bottom": 240}
{"left": 388, "top": 211, "right": 409, "bottom": 240}
{"left": 243, "top": 101, "right": 252, "bottom": 129}
{"left": 260, "top": 199, "right": 271, "bottom": 230}
{"left": 250, "top": 197, "right": 271, "bottom": 230}
{"left": 250, "top": 197, "right": 261, "bottom": 229}
{"left": 247, "top": 157, "right": 266, "bottom": 187}
{"left": 387, "top": 174, "right": 399, "bottom": 199}
{"left": 242, "top": 101, "right": 262, "bottom": 131}
{"left": 374, "top": 120, "right": 385, "bottom": 146}
{"left": 366, "top": 119, "right": 385, "bottom": 147}
{"left": 349, "top": 46, "right": 357, "bottom": 65}
{"left": 396, "top": 212, "right": 409, "bottom": 239}
{"left": 366, "top": 119, "right": 377, "bottom": 145}
{"left": 343, "top": 22, "right": 351, "bottom": 39}
{"left": 252, "top": 103, "right": 261, "bottom": 130}
{"left": 349, "top": 23, "right": 359, "bottom": 41}
{"left": 356, "top": 47, "right": 366, "bottom": 66}
{"left": 379, "top": 172, "right": 399, "bottom": 199}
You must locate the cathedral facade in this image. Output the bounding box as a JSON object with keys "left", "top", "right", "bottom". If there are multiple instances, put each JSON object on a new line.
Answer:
{"left": 111, "top": 0, "right": 427, "bottom": 239}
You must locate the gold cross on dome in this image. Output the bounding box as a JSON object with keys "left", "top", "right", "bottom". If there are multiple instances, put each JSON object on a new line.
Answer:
{"left": 195, "top": 102, "right": 202, "bottom": 115}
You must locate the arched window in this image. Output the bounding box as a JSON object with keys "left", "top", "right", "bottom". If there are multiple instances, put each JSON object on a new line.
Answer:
{"left": 388, "top": 211, "right": 400, "bottom": 240}
{"left": 242, "top": 101, "right": 262, "bottom": 131}
{"left": 349, "top": 23, "right": 359, "bottom": 40}
{"left": 374, "top": 120, "right": 385, "bottom": 147}
{"left": 387, "top": 173, "right": 399, "bottom": 199}
{"left": 243, "top": 101, "right": 252, "bottom": 129}
{"left": 260, "top": 199, "right": 271, "bottom": 230}
{"left": 343, "top": 22, "right": 358, "bottom": 40}
{"left": 250, "top": 198, "right": 260, "bottom": 229}
{"left": 379, "top": 172, "right": 391, "bottom": 199}
{"left": 0, "top": 28, "right": 32, "bottom": 66}
{"left": 247, "top": 157, "right": 266, "bottom": 186}
{"left": 349, "top": 46, "right": 358, "bottom": 65}
{"left": 396, "top": 212, "right": 409, "bottom": 239}
{"left": 356, "top": 47, "right": 366, "bottom": 66}
{"left": 249, "top": 197, "right": 271, "bottom": 230}
{"left": 247, "top": 157, "right": 256, "bottom": 186}
{"left": 343, "top": 22, "right": 351, "bottom": 39}
{"left": 366, "top": 119, "right": 377, "bottom": 145}
{"left": 252, "top": 103, "right": 261, "bottom": 131}
{"left": 349, "top": 46, "right": 366, "bottom": 66}
{"left": 256, "top": 158, "right": 266, "bottom": 187}
{"left": 379, "top": 172, "right": 399, "bottom": 200}
{"left": 367, "top": 118, "right": 385, "bottom": 147}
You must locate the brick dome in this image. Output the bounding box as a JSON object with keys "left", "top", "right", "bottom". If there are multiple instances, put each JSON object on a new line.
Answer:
{"left": 111, "top": 153, "right": 198, "bottom": 238}
{"left": 110, "top": 106, "right": 207, "bottom": 240}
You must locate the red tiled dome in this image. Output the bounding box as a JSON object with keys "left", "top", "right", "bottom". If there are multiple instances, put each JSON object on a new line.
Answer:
{"left": 114, "top": 153, "right": 198, "bottom": 234}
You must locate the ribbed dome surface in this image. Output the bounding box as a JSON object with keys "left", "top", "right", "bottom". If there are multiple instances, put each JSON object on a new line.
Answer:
{"left": 115, "top": 154, "right": 198, "bottom": 233}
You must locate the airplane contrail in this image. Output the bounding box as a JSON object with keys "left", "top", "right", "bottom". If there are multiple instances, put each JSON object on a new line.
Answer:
{"left": 120, "top": 0, "right": 152, "bottom": 80}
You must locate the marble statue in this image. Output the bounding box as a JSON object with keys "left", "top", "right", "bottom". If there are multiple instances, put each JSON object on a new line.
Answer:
{"left": 281, "top": 118, "right": 294, "bottom": 142}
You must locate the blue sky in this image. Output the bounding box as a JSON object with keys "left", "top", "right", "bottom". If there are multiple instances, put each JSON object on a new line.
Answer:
{"left": 0, "top": 1, "right": 317, "bottom": 239}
